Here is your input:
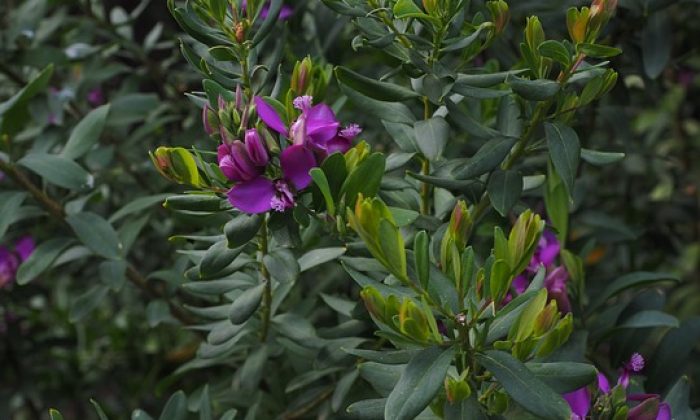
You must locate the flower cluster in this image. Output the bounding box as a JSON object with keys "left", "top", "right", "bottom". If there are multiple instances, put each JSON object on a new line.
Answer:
{"left": 213, "top": 94, "right": 361, "bottom": 214}
{"left": 564, "top": 353, "right": 671, "bottom": 420}
{"left": 512, "top": 228, "right": 572, "bottom": 312}
{"left": 0, "top": 236, "right": 35, "bottom": 288}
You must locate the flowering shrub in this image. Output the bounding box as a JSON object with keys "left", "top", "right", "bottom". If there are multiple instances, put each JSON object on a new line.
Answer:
{"left": 1, "top": 0, "right": 698, "bottom": 419}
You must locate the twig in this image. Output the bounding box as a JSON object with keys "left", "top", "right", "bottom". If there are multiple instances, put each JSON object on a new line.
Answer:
{"left": 0, "top": 160, "right": 194, "bottom": 325}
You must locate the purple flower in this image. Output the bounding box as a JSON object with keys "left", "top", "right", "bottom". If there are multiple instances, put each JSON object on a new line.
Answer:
{"left": 255, "top": 95, "right": 360, "bottom": 158}
{"left": 0, "top": 236, "right": 35, "bottom": 288}
{"left": 241, "top": 0, "right": 293, "bottom": 21}
{"left": 563, "top": 387, "right": 590, "bottom": 420}
{"left": 218, "top": 141, "right": 263, "bottom": 182}
{"left": 226, "top": 145, "right": 315, "bottom": 214}
{"left": 527, "top": 229, "right": 560, "bottom": 273}
{"left": 87, "top": 88, "right": 105, "bottom": 107}
{"left": 628, "top": 394, "right": 672, "bottom": 420}
{"left": 544, "top": 266, "right": 571, "bottom": 313}
{"left": 618, "top": 352, "right": 645, "bottom": 388}
{"left": 597, "top": 371, "right": 611, "bottom": 394}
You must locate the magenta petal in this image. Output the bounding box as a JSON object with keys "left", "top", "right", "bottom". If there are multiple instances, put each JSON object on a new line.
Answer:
{"left": 15, "top": 236, "right": 35, "bottom": 262}
{"left": 563, "top": 387, "right": 590, "bottom": 419}
{"left": 278, "top": 5, "right": 294, "bottom": 20}
{"left": 597, "top": 372, "right": 611, "bottom": 394}
{"left": 325, "top": 136, "right": 353, "bottom": 155}
{"left": 227, "top": 177, "right": 276, "bottom": 214}
{"left": 656, "top": 403, "right": 671, "bottom": 420}
{"left": 306, "top": 104, "right": 340, "bottom": 144}
{"left": 254, "top": 96, "right": 287, "bottom": 135}
{"left": 512, "top": 274, "right": 529, "bottom": 294}
{"left": 280, "top": 145, "right": 316, "bottom": 190}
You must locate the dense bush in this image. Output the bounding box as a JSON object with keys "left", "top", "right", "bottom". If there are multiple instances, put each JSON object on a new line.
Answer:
{"left": 0, "top": 0, "right": 698, "bottom": 419}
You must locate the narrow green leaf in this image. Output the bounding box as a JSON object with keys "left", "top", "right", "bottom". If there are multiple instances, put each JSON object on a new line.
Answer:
{"left": 578, "top": 43, "right": 622, "bottom": 59}
{"left": 589, "top": 272, "right": 680, "bottom": 312}
{"left": 509, "top": 77, "right": 560, "bottom": 101}
{"left": 310, "top": 168, "right": 336, "bottom": 215}
{"left": 339, "top": 83, "right": 415, "bottom": 124}
{"left": 69, "top": 285, "right": 109, "bottom": 322}
{"left": 62, "top": 104, "right": 111, "bottom": 159}
{"left": 414, "top": 117, "right": 449, "bottom": 161}
{"left": 454, "top": 137, "right": 516, "bottom": 179}
{"left": 18, "top": 153, "right": 93, "bottom": 190}
{"left": 545, "top": 122, "right": 580, "bottom": 198}
{"left": 477, "top": 350, "right": 571, "bottom": 420}
{"left": 526, "top": 362, "right": 597, "bottom": 393}
{"left": 224, "top": 213, "right": 262, "bottom": 248}
{"left": 488, "top": 170, "right": 523, "bottom": 217}
{"left": 229, "top": 283, "right": 265, "bottom": 324}
{"left": 385, "top": 346, "right": 456, "bottom": 420}
{"left": 414, "top": 231, "right": 430, "bottom": 289}
{"left": 335, "top": 66, "right": 420, "bottom": 101}
{"left": 298, "top": 247, "right": 346, "bottom": 272}
{"left": 158, "top": 391, "right": 187, "bottom": 420}
{"left": 66, "top": 212, "right": 123, "bottom": 259}
{"left": 580, "top": 149, "right": 625, "bottom": 166}
{"left": 16, "top": 238, "right": 74, "bottom": 285}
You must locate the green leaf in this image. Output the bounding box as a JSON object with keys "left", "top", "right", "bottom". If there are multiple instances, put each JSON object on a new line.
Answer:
{"left": 647, "top": 318, "right": 700, "bottom": 393}
{"left": 454, "top": 137, "right": 516, "bottom": 179}
{"left": 441, "top": 24, "right": 489, "bottom": 52}
{"left": 509, "top": 77, "right": 560, "bottom": 101}
{"left": 341, "top": 152, "right": 385, "bottom": 205}
{"left": 414, "top": 117, "right": 449, "bottom": 161}
{"left": 663, "top": 377, "right": 697, "bottom": 420}
{"left": 69, "top": 285, "right": 110, "bottom": 322}
{"left": 538, "top": 40, "right": 571, "bottom": 66}
{"left": 67, "top": 212, "right": 123, "bottom": 259}
{"left": 618, "top": 310, "right": 679, "bottom": 329}
{"left": 199, "top": 385, "right": 212, "bottom": 420}
{"left": 229, "top": 283, "right": 265, "bottom": 324}
{"left": 158, "top": 391, "right": 187, "bottom": 420}
{"left": 385, "top": 346, "right": 456, "bottom": 420}
{"left": 477, "top": 350, "right": 571, "bottom": 420}
{"left": 225, "top": 214, "right": 262, "bottom": 248}
{"left": 444, "top": 396, "right": 487, "bottom": 420}
{"left": 346, "top": 399, "right": 387, "bottom": 419}
{"left": 544, "top": 161, "right": 569, "bottom": 246}
{"left": 200, "top": 240, "right": 243, "bottom": 278}
{"left": 642, "top": 11, "right": 671, "bottom": 79}
{"left": 0, "top": 64, "right": 54, "bottom": 135}
{"left": 414, "top": 231, "right": 430, "bottom": 289}
{"left": 545, "top": 122, "right": 580, "bottom": 198}
{"left": 525, "top": 362, "right": 597, "bottom": 393}
{"left": 393, "top": 0, "right": 426, "bottom": 18}
{"left": 264, "top": 249, "right": 299, "bottom": 283}
{"left": 252, "top": 0, "right": 283, "bottom": 45}
{"left": 407, "top": 171, "right": 479, "bottom": 191}
{"left": 578, "top": 43, "right": 622, "bottom": 58}
{"left": 0, "top": 192, "right": 27, "bottom": 239}
{"left": 310, "top": 168, "right": 336, "bottom": 214}
{"left": 48, "top": 409, "right": 64, "bottom": 420}
{"left": 454, "top": 70, "right": 527, "bottom": 88}
{"left": 18, "top": 153, "right": 93, "bottom": 190}
{"left": 588, "top": 272, "right": 680, "bottom": 312}
{"left": 339, "top": 82, "right": 415, "bottom": 124}
{"left": 332, "top": 370, "right": 359, "bottom": 412}
{"left": 298, "top": 247, "right": 346, "bottom": 272}
{"left": 99, "top": 260, "right": 127, "bottom": 291}
{"left": 488, "top": 170, "right": 523, "bottom": 217}
{"left": 109, "top": 194, "right": 171, "bottom": 223}
{"left": 335, "top": 66, "right": 420, "bottom": 101}
{"left": 62, "top": 104, "right": 111, "bottom": 159}
{"left": 16, "top": 238, "right": 74, "bottom": 285}
{"left": 90, "top": 399, "right": 109, "bottom": 420}
{"left": 164, "top": 194, "right": 223, "bottom": 212}
{"left": 580, "top": 149, "right": 625, "bottom": 166}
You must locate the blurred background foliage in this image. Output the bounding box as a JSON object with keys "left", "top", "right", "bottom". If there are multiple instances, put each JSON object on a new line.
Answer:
{"left": 0, "top": 0, "right": 698, "bottom": 418}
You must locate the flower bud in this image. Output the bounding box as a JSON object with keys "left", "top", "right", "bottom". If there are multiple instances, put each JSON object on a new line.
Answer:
{"left": 445, "top": 376, "right": 472, "bottom": 404}
{"left": 149, "top": 146, "right": 202, "bottom": 187}
{"left": 344, "top": 140, "right": 370, "bottom": 173}
{"left": 525, "top": 16, "right": 545, "bottom": 51}
{"left": 566, "top": 7, "right": 590, "bottom": 44}
{"left": 218, "top": 141, "right": 261, "bottom": 182}
{"left": 202, "top": 104, "right": 219, "bottom": 136}
{"left": 291, "top": 56, "right": 313, "bottom": 95}
{"left": 244, "top": 128, "right": 269, "bottom": 167}
{"left": 422, "top": 0, "right": 438, "bottom": 15}
{"left": 487, "top": 0, "right": 510, "bottom": 34}
{"left": 235, "top": 22, "right": 245, "bottom": 43}
{"left": 360, "top": 286, "right": 386, "bottom": 321}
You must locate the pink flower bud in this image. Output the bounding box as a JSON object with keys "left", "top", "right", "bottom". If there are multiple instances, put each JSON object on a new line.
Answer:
{"left": 244, "top": 129, "right": 269, "bottom": 167}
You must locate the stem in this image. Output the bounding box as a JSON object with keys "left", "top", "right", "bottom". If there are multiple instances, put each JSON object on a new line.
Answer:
{"left": 259, "top": 217, "right": 272, "bottom": 342}
{"left": 0, "top": 160, "right": 195, "bottom": 325}
{"left": 420, "top": 158, "right": 431, "bottom": 215}
{"left": 464, "top": 53, "right": 587, "bottom": 240}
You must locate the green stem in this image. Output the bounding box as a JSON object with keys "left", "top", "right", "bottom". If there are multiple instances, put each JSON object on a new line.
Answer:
{"left": 0, "top": 160, "right": 195, "bottom": 325}
{"left": 420, "top": 158, "right": 431, "bottom": 215}
{"left": 259, "top": 217, "right": 273, "bottom": 341}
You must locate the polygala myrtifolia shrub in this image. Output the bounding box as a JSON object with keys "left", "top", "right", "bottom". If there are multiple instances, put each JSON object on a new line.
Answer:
{"left": 2, "top": 0, "right": 697, "bottom": 418}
